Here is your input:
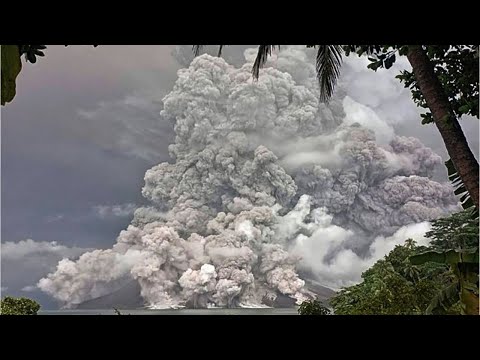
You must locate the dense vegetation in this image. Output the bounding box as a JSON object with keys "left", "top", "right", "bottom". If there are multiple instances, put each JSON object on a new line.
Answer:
{"left": 330, "top": 240, "right": 457, "bottom": 315}
{"left": 298, "top": 300, "right": 331, "bottom": 315}
{"left": 325, "top": 209, "right": 479, "bottom": 315}
{"left": 0, "top": 296, "right": 41, "bottom": 315}
{"left": 409, "top": 209, "right": 479, "bottom": 315}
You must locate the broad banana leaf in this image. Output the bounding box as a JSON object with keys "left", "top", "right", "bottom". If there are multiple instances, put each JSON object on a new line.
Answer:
{"left": 426, "top": 281, "right": 460, "bottom": 314}
{"left": 410, "top": 248, "right": 479, "bottom": 266}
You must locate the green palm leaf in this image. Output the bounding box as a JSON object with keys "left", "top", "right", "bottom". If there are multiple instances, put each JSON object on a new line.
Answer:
{"left": 445, "top": 158, "right": 478, "bottom": 217}
{"left": 252, "top": 45, "right": 279, "bottom": 79}
{"left": 316, "top": 45, "right": 343, "bottom": 103}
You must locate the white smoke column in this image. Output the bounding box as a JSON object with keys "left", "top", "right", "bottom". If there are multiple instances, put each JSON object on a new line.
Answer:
{"left": 343, "top": 96, "right": 395, "bottom": 144}
{"left": 39, "top": 47, "right": 459, "bottom": 308}
{"left": 288, "top": 195, "right": 432, "bottom": 289}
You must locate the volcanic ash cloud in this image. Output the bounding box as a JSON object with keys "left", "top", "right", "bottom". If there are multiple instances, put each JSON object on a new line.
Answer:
{"left": 38, "top": 47, "right": 459, "bottom": 308}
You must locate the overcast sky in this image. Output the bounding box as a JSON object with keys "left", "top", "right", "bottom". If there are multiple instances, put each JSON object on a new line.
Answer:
{"left": 1, "top": 45, "right": 478, "bottom": 309}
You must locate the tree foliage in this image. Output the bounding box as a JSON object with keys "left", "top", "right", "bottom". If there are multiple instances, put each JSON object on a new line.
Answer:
{"left": 251, "top": 45, "right": 279, "bottom": 79}
{"left": 330, "top": 240, "right": 455, "bottom": 315}
{"left": 0, "top": 296, "right": 41, "bottom": 315}
{"left": 18, "top": 45, "right": 47, "bottom": 64}
{"left": 425, "top": 208, "right": 479, "bottom": 250}
{"left": 298, "top": 299, "right": 331, "bottom": 315}
{"left": 331, "top": 208, "right": 478, "bottom": 315}
{"left": 410, "top": 248, "right": 478, "bottom": 315}
{"left": 410, "top": 208, "right": 479, "bottom": 315}
{"left": 1, "top": 45, "right": 22, "bottom": 106}
{"left": 314, "top": 45, "right": 343, "bottom": 103}
{"left": 395, "top": 46, "right": 478, "bottom": 124}
{"left": 344, "top": 45, "right": 479, "bottom": 122}
{"left": 409, "top": 209, "right": 479, "bottom": 315}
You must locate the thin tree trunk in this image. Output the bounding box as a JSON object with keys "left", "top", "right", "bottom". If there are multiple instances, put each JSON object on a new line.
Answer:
{"left": 406, "top": 46, "right": 479, "bottom": 210}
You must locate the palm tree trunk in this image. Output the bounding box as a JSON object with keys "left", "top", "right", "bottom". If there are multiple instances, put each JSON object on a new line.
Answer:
{"left": 406, "top": 45, "right": 479, "bottom": 210}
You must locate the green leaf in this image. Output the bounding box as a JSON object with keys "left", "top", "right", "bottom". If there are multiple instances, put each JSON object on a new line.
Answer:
{"left": 398, "top": 46, "right": 409, "bottom": 56}
{"left": 217, "top": 45, "right": 224, "bottom": 57}
{"left": 384, "top": 54, "right": 396, "bottom": 69}
{"left": 445, "top": 158, "right": 477, "bottom": 214}
{"left": 252, "top": 45, "right": 279, "bottom": 79}
{"left": 367, "top": 61, "right": 382, "bottom": 71}
{"left": 0, "top": 296, "right": 41, "bottom": 315}
{"left": 316, "top": 45, "right": 343, "bottom": 103}
{"left": 298, "top": 299, "right": 331, "bottom": 315}
{"left": 410, "top": 248, "right": 479, "bottom": 266}
{"left": 458, "top": 104, "right": 470, "bottom": 114}
{"left": 1, "top": 45, "right": 23, "bottom": 106}
{"left": 426, "top": 281, "right": 460, "bottom": 314}
{"left": 420, "top": 113, "right": 434, "bottom": 124}
{"left": 26, "top": 52, "right": 37, "bottom": 63}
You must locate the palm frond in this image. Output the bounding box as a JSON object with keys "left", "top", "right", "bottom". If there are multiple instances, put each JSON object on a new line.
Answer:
{"left": 192, "top": 45, "right": 204, "bottom": 57}
{"left": 445, "top": 158, "right": 478, "bottom": 217}
{"left": 316, "top": 45, "right": 343, "bottom": 103}
{"left": 252, "top": 45, "right": 279, "bottom": 79}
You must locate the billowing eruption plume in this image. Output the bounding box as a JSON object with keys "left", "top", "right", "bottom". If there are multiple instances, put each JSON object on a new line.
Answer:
{"left": 38, "top": 47, "right": 459, "bottom": 308}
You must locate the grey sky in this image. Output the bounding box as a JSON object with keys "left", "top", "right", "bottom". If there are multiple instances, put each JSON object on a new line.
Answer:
{"left": 1, "top": 45, "right": 478, "bottom": 309}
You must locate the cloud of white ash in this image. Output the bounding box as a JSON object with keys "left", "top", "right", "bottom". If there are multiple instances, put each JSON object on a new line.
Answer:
{"left": 38, "top": 47, "right": 460, "bottom": 308}
{"left": 286, "top": 195, "right": 432, "bottom": 289}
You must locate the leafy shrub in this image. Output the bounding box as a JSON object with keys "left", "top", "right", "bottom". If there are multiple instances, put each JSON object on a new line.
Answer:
{"left": 298, "top": 300, "right": 331, "bottom": 315}
{"left": 1, "top": 296, "right": 41, "bottom": 315}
